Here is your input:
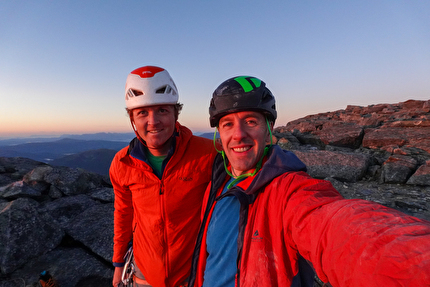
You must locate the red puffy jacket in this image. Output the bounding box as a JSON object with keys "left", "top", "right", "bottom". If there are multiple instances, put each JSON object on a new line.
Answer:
{"left": 190, "top": 145, "right": 430, "bottom": 287}
{"left": 111, "top": 123, "right": 217, "bottom": 287}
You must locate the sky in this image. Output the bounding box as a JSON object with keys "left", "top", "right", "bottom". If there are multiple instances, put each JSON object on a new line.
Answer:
{"left": 1, "top": 1, "right": 429, "bottom": 139}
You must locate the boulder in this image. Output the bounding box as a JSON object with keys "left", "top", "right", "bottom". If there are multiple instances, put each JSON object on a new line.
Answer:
{"left": 43, "top": 166, "right": 108, "bottom": 196}
{"left": 66, "top": 203, "right": 115, "bottom": 262}
{"left": 362, "top": 127, "right": 408, "bottom": 149}
{"left": 0, "top": 198, "right": 64, "bottom": 274}
{"left": 41, "top": 194, "right": 99, "bottom": 228}
{"left": 313, "top": 122, "right": 363, "bottom": 149}
{"left": 363, "top": 127, "right": 430, "bottom": 153}
{"left": 0, "top": 180, "right": 44, "bottom": 200}
{"left": 382, "top": 155, "right": 418, "bottom": 184}
{"left": 0, "top": 157, "right": 47, "bottom": 182}
{"left": 407, "top": 160, "right": 430, "bottom": 186}
{"left": 89, "top": 187, "right": 116, "bottom": 203}
{"left": 293, "top": 150, "right": 370, "bottom": 182}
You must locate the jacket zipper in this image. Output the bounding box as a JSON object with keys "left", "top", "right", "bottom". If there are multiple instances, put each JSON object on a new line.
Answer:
{"left": 159, "top": 180, "right": 171, "bottom": 283}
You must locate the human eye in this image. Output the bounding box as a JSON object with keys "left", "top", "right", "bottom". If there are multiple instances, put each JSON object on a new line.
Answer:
{"left": 219, "top": 121, "right": 233, "bottom": 130}
{"left": 245, "top": 118, "right": 258, "bottom": 126}
{"left": 136, "top": 110, "right": 148, "bottom": 117}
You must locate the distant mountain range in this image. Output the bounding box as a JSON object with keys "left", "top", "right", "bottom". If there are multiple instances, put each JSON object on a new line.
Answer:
{"left": 0, "top": 138, "right": 128, "bottom": 162}
{"left": 51, "top": 148, "right": 119, "bottom": 176}
{"left": 0, "top": 132, "right": 215, "bottom": 176}
{"left": 0, "top": 132, "right": 136, "bottom": 146}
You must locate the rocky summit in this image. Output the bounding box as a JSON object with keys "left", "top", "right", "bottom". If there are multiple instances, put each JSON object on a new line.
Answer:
{"left": 1, "top": 99, "right": 430, "bottom": 287}
{"left": 274, "top": 99, "right": 430, "bottom": 220}
{"left": 0, "top": 158, "right": 114, "bottom": 287}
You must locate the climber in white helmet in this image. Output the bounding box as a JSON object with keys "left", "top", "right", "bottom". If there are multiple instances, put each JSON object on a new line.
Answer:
{"left": 110, "top": 66, "right": 217, "bottom": 287}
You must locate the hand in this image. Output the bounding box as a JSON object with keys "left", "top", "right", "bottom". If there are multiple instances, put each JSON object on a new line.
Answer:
{"left": 113, "top": 266, "right": 124, "bottom": 287}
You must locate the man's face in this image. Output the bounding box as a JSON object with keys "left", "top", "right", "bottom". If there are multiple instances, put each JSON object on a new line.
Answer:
{"left": 132, "top": 105, "right": 176, "bottom": 156}
{"left": 218, "top": 111, "right": 270, "bottom": 177}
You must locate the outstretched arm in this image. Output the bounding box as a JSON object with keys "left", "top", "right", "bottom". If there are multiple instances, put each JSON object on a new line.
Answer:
{"left": 283, "top": 173, "right": 430, "bottom": 286}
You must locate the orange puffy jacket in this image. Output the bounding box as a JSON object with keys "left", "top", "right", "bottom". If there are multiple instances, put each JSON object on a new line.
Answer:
{"left": 111, "top": 122, "right": 217, "bottom": 287}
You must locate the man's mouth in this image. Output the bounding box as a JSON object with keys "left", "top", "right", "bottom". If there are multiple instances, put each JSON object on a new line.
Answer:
{"left": 148, "top": 129, "right": 162, "bottom": 134}
{"left": 232, "top": 146, "right": 251, "bottom": 153}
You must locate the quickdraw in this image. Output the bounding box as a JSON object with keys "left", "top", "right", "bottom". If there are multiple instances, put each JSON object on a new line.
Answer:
{"left": 118, "top": 245, "right": 134, "bottom": 287}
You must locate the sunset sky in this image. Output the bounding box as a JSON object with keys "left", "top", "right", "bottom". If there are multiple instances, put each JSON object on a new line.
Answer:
{"left": 1, "top": 1, "right": 429, "bottom": 139}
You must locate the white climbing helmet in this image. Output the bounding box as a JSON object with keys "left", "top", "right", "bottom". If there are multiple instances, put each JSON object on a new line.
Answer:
{"left": 125, "top": 66, "right": 179, "bottom": 109}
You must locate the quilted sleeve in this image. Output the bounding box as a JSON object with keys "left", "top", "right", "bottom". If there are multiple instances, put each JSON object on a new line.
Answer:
{"left": 282, "top": 172, "right": 430, "bottom": 286}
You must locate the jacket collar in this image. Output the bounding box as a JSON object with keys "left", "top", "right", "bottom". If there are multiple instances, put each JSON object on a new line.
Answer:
{"left": 213, "top": 145, "right": 307, "bottom": 197}
{"left": 120, "top": 122, "right": 193, "bottom": 168}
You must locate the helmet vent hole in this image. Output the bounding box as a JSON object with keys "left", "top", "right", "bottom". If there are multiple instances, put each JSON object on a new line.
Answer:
{"left": 156, "top": 86, "right": 166, "bottom": 94}
{"left": 262, "top": 92, "right": 272, "bottom": 102}
{"left": 127, "top": 89, "right": 144, "bottom": 99}
{"left": 156, "top": 85, "right": 176, "bottom": 95}
{"left": 156, "top": 85, "right": 177, "bottom": 95}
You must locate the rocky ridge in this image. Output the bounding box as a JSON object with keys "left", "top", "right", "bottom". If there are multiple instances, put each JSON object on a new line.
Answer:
{"left": 0, "top": 159, "right": 113, "bottom": 287}
{"left": 274, "top": 99, "right": 430, "bottom": 220}
{"left": 1, "top": 99, "right": 429, "bottom": 286}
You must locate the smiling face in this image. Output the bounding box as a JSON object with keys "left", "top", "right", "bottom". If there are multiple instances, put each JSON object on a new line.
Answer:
{"left": 131, "top": 105, "right": 176, "bottom": 156}
{"left": 218, "top": 111, "right": 271, "bottom": 177}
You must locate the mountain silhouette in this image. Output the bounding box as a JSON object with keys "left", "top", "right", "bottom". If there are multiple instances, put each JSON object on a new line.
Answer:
{"left": 0, "top": 138, "right": 127, "bottom": 163}
{"left": 51, "top": 148, "right": 118, "bottom": 176}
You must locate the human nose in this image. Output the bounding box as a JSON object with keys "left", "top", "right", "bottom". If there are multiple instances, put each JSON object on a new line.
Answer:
{"left": 147, "top": 111, "right": 160, "bottom": 125}
{"left": 232, "top": 122, "right": 247, "bottom": 141}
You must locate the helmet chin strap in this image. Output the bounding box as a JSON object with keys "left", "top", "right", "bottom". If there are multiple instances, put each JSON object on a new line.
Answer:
{"left": 212, "top": 117, "right": 273, "bottom": 189}
{"left": 130, "top": 117, "right": 148, "bottom": 148}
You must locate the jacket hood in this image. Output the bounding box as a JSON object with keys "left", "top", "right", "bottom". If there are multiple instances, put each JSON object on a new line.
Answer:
{"left": 243, "top": 145, "right": 307, "bottom": 196}
{"left": 120, "top": 122, "right": 193, "bottom": 168}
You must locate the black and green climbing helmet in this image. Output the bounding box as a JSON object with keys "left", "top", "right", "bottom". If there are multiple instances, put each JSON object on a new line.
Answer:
{"left": 209, "top": 76, "right": 277, "bottom": 127}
